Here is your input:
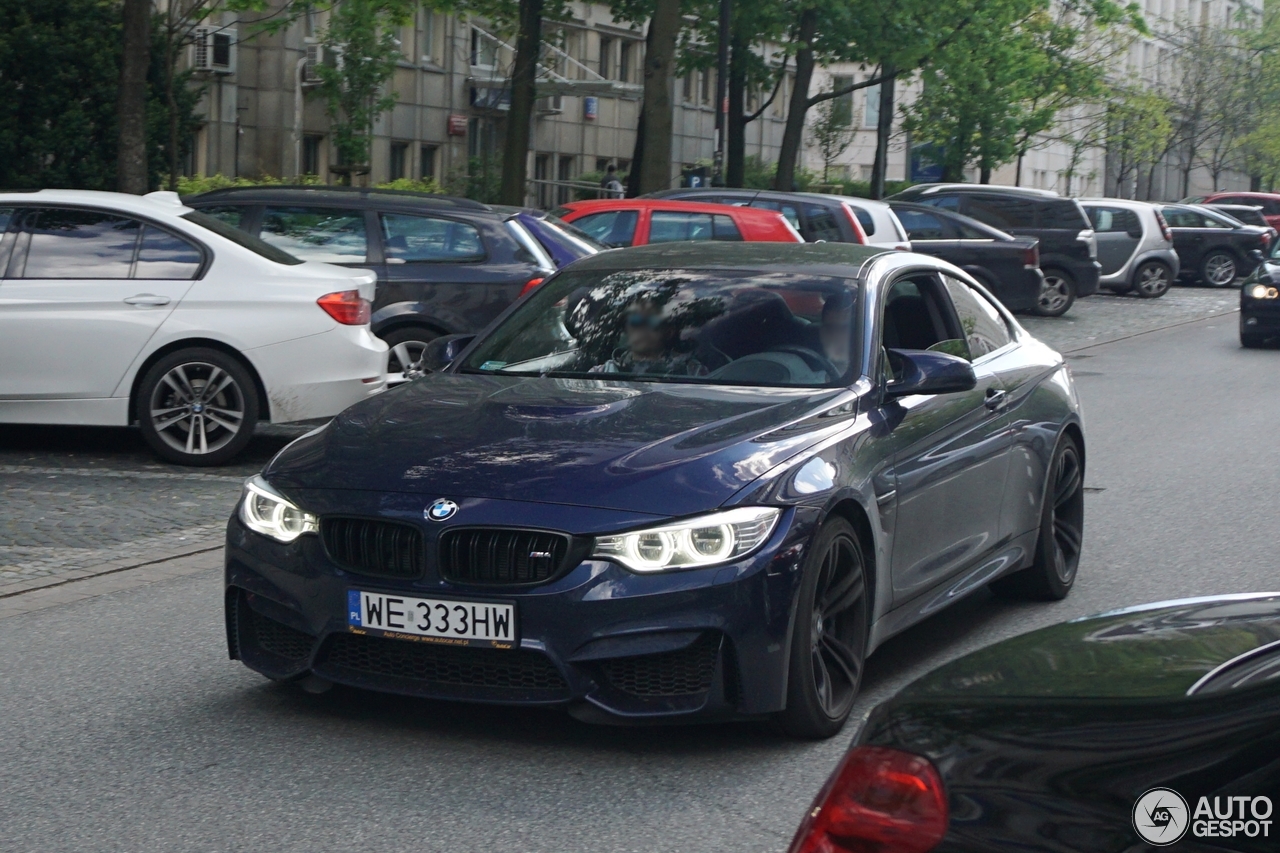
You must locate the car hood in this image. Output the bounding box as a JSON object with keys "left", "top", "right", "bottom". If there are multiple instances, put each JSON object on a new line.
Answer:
{"left": 264, "top": 373, "right": 852, "bottom": 515}
{"left": 898, "top": 593, "right": 1280, "bottom": 701}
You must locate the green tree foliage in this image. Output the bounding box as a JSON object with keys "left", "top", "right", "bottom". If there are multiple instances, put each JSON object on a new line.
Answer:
{"left": 0, "top": 0, "right": 197, "bottom": 190}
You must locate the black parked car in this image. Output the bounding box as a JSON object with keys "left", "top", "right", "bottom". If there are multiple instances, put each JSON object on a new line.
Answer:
{"left": 1240, "top": 242, "right": 1280, "bottom": 347}
{"left": 789, "top": 593, "right": 1280, "bottom": 853}
{"left": 889, "top": 184, "right": 1101, "bottom": 317}
{"left": 1158, "top": 203, "right": 1271, "bottom": 287}
{"left": 888, "top": 201, "right": 1043, "bottom": 312}
{"left": 1205, "top": 203, "right": 1279, "bottom": 246}
{"left": 186, "top": 187, "right": 555, "bottom": 383}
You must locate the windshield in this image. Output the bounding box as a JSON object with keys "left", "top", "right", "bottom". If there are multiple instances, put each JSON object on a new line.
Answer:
{"left": 460, "top": 268, "right": 861, "bottom": 388}
{"left": 181, "top": 211, "right": 304, "bottom": 265}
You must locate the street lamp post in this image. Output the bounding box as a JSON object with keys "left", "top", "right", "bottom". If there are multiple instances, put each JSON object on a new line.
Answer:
{"left": 713, "top": 0, "right": 731, "bottom": 186}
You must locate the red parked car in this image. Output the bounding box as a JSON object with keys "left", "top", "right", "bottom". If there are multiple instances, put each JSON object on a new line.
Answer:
{"left": 1191, "top": 192, "right": 1280, "bottom": 230}
{"left": 552, "top": 199, "right": 803, "bottom": 248}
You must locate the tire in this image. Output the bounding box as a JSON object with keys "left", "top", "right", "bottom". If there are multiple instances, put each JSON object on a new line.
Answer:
{"left": 1133, "top": 261, "right": 1172, "bottom": 299}
{"left": 773, "top": 517, "right": 869, "bottom": 739}
{"left": 381, "top": 326, "right": 442, "bottom": 385}
{"left": 991, "top": 434, "right": 1084, "bottom": 601}
{"left": 1200, "top": 251, "right": 1239, "bottom": 287}
{"left": 1034, "top": 270, "right": 1076, "bottom": 317}
{"left": 137, "top": 348, "right": 259, "bottom": 466}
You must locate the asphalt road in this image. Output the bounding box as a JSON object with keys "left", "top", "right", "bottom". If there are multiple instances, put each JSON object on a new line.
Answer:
{"left": 2, "top": 311, "right": 1278, "bottom": 852}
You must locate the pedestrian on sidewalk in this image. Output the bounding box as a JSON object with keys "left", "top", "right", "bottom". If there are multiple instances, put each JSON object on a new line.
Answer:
{"left": 601, "top": 164, "right": 624, "bottom": 199}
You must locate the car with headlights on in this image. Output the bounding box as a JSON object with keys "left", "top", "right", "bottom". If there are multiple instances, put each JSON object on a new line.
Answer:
{"left": 1240, "top": 242, "right": 1280, "bottom": 347}
{"left": 788, "top": 593, "right": 1280, "bottom": 853}
{"left": 225, "top": 242, "right": 1084, "bottom": 738}
{"left": 0, "top": 189, "right": 387, "bottom": 466}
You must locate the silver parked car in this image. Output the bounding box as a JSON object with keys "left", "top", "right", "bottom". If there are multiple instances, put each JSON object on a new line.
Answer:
{"left": 1079, "top": 199, "right": 1180, "bottom": 298}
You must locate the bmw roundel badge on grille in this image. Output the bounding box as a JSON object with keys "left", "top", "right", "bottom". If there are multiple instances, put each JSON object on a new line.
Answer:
{"left": 425, "top": 498, "right": 458, "bottom": 522}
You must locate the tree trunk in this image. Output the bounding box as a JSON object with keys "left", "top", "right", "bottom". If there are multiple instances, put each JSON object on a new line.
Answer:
{"left": 499, "top": 0, "right": 544, "bottom": 205}
{"left": 980, "top": 164, "right": 991, "bottom": 184}
{"left": 165, "top": 24, "right": 180, "bottom": 192}
{"left": 774, "top": 6, "right": 816, "bottom": 191}
{"left": 636, "top": 0, "right": 682, "bottom": 195}
{"left": 117, "top": 0, "right": 151, "bottom": 194}
{"left": 869, "top": 68, "right": 894, "bottom": 199}
{"left": 725, "top": 31, "right": 747, "bottom": 187}
{"left": 627, "top": 103, "right": 646, "bottom": 197}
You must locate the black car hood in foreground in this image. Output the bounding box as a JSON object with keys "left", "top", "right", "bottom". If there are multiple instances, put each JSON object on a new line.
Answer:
{"left": 899, "top": 592, "right": 1280, "bottom": 701}
{"left": 265, "top": 373, "right": 850, "bottom": 515}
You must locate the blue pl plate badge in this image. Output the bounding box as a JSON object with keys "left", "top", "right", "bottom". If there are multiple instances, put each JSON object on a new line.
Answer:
{"left": 348, "top": 590, "right": 361, "bottom": 627}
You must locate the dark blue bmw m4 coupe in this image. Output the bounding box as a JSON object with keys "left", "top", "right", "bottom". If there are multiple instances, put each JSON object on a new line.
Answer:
{"left": 225, "top": 242, "right": 1086, "bottom": 738}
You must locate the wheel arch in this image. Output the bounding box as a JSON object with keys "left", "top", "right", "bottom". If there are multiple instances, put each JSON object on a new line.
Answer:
{"left": 128, "top": 338, "right": 269, "bottom": 425}
{"left": 821, "top": 496, "right": 879, "bottom": 630}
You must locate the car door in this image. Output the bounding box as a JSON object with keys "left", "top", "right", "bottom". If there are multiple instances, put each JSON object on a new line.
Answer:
{"left": 877, "top": 273, "right": 1014, "bottom": 603}
{"left": 894, "top": 208, "right": 959, "bottom": 261}
{"left": 1163, "top": 207, "right": 1208, "bottom": 270}
{"left": 1087, "top": 206, "right": 1142, "bottom": 275}
{"left": 376, "top": 211, "right": 529, "bottom": 332}
{"left": 0, "top": 207, "right": 197, "bottom": 399}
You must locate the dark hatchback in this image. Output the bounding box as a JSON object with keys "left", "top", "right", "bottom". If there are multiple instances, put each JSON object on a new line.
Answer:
{"left": 185, "top": 186, "right": 555, "bottom": 382}
{"left": 889, "top": 184, "right": 1101, "bottom": 317}
{"left": 1240, "top": 242, "right": 1280, "bottom": 347}
{"left": 1159, "top": 203, "right": 1271, "bottom": 287}
{"left": 790, "top": 593, "right": 1280, "bottom": 853}
{"left": 888, "top": 201, "right": 1043, "bottom": 312}
{"left": 224, "top": 242, "right": 1085, "bottom": 738}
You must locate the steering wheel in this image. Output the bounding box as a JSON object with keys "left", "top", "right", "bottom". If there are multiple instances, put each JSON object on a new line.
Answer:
{"left": 768, "top": 345, "right": 841, "bottom": 380}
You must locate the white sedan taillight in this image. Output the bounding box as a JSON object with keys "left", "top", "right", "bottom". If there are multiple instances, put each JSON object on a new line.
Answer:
{"left": 317, "top": 290, "right": 371, "bottom": 325}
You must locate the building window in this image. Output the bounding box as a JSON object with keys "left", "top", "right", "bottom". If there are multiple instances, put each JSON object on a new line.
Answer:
{"left": 598, "top": 36, "right": 613, "bottom": 78}
{"left": 682, "top": 73, "right": 693, "bottom": 102}
{"left": 700, "top": 69, "right": 712, "bottom": 105}
{"left": 302, "top": 134, "right": 323, "bottom": 176}
{"left": 471, "top": 27, "right": 496, "bottom": 68}
{"left": 557, "top": 155, "right": 575, "bottom": 206}
{"left": 420, "top": 145, "right": 437, "bottom": 180}
{"left": 389, "top": 142, "right": 408, "bottom": 180}
{"left": 830, "top": 75, "right": 854, "bottom": 126}
{"left": 864, "top": 83, "right": 880, "bottom": 128}
{"left": 618, "top": 41, "right": 632, "bottom": 83}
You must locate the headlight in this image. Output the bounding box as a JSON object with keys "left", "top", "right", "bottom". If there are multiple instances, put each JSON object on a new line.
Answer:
{"left": 239, "top": 475, "right": 318, "bottom": 543}
{"left": 1248, "top": 283, "right": 1279, "bottom": 299}
{"left": 592, "top": 507, "right": 781, "bottom": 573}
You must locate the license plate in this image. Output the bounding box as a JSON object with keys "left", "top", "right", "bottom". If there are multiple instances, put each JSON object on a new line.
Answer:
{"left": 347, "top": 590, "right": 516, "bottom": 649}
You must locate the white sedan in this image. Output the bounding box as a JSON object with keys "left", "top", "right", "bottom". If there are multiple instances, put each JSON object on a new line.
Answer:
{"left": 0, "top": 190, "right": 388, "bottom": 465}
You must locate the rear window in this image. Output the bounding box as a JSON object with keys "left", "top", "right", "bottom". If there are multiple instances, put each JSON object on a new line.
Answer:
{"left": 181, "top": 211, "right": 304, "bottom": 265}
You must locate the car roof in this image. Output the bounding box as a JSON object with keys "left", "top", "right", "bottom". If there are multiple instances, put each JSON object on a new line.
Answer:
{"left": 651, "top": 187, "right": 894, "bottom": 210}
{"left": 560, "top": 241, "right": 886, "bottom": 275}
{"left": 560, "top": 198, "right": 791, "bottom": 220}
{"left": 887, "top": 200, "right": 1019, "bottom": 240}
{"left": 0, "top": 188, "right": 195, "bottom": 217}
{"left": 890, "top": 180, "right": 1059, "bottom": 197}
{"left": 1206, "top": 191, "right": 1280, "bottom": 199}
{"left": 1078, "top": 197, "right": 1155, "bottom": 207}
{"left": 184, "top": 185, "right": 492, "bottom": 213}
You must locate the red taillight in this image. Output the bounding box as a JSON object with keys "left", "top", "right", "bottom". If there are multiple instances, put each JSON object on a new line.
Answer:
{"left": 1023, "top": 244, "right": 1040, "bottom": 269}
{"left": 316, "top": 290, "right": 371, "bottom": 325}
{"left": 1156, "top": 210, "right": 1173, "bottom": 243}
{"left": 519, "top": 276, "right": 545, "bottom": 297}
{"left": 787, "top": 747, "right": 949, "bottom": 853}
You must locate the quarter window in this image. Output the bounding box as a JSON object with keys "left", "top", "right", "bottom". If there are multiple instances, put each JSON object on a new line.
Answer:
{"left": 572, "top": 210, "right": 638, "bottom": 247}
{"left": 943, "top": 275, "right": 1012, "bottom": 360}
{"left": 802, "top": 204, "right": 843, "bottom": 241}
{"left": 380, "top": 213, "right": 485, "bottom": 262}
{"left": 896, "top": 209, "right": 947, "bottom": 240}
{"left": 134, "top": 225, "right": 203, "bottom": 279}
{"left": 750, "top": 200, "right": 801, "bottom": 230}
{"left": 20, "top": 209, "right": 141, "bottom": 279}
{"left": 198, "top": 205, "right": 248, "bottom": 229}
{"left": 260, "top": 206, "right": 368, "bottom": 263}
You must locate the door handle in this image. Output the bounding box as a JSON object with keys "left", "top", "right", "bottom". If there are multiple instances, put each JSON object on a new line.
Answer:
{"left": 984, "top": 388, "right": 1008, "bottom": 412}
{"left": 124, "top": 294, "right": 171, "bottom": 306}
{"left": 386, "top": 257, "right": 407, "bottom": 265}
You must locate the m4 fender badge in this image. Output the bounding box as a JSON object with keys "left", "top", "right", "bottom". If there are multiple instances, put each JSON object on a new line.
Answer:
{"left": 425, "top": 498, "right": 459, "bottom": 522}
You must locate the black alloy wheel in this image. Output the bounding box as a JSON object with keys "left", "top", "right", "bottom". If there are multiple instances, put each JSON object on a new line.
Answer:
{"left": 1133, "top": 261, "right": 1172, "bottom": 298}
{"left": 774, "top": 517, "right": 869, "bottom": 739}
{"left": 1200, "top": 251, "right": 1239, "bottom": 287}
{"left": 137, "top": 347, "right": 259, "bottom": 466}
{"left": 1034, "top": 269, "right": 1076, "bottom": 317}
{"left": 992, "top": 434, "right": 1084, "bottom": 600}
{"left": 382, "top": 326, "right": 440, "bottom": 385}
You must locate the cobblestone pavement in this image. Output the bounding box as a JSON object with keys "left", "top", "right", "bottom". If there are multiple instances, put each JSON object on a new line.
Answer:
{"left": 0, "top": 285, "right": 1241, "bottom": 598}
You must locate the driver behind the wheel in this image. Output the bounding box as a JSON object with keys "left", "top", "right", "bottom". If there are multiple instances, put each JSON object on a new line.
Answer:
{"left": 591, "top": 297, "right": 707, "bottom": 377}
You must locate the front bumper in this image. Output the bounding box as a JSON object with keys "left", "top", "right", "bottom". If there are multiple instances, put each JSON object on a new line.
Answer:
{"left": 1241, "top": 294, "right": 1280, "bottom": 339}
{"left": 225, "top": 496, "right": 817, "bottom": 721}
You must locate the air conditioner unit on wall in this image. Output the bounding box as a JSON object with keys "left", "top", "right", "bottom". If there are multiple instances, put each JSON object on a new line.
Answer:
{"left": 303, "top": 41, "right": 324, "bottom": 84}
{"left": 192, "top": 26, "right": 237, "bottom": 75}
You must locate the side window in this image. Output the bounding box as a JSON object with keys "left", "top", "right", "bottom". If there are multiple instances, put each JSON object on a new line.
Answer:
{"left": 919, "top": 195, "right": 960, "bottom": 212}
{"left": 751, "top": 200, "right": 801, "bottom": 230}
{"left": 896, "top": 209, "right": 947, "bottom": 240}
{"left": 1089, "top": 207, "right": 1138, "bottom": 234}
{"left": 380, "top": 213, "right": 485, "bottom": 262}
{"left": 134, "top": 225, "right": 203, "bottom": 279}
{"left": 19, "top": 208, "right": 140, "bottom": 279}
{"left": 648, "top": 211, "right": 732, "bottom": 243}
{"left": 712, "top": 214, "right": 742, "bottom": 241}
{"left": 966, "top": 195, "right": 1036, "bottom": 230}
{"left": 1199, "top": 213, "right": 1231, "bottom": 229}
{"left": 1263, "top": 200, "right": 1280, "bottom": 215}
{"left": 1087, "top": 207, "right": 1116, "bottom": 231}
{"left": 0, "top": 207, "right": 16, "bottom": 274}
{"left": 943, "top": 275, "right": 1012, "bottom": 360}
{"left": 572, "top": 210, "right": 637, "bottom": 247}
{"left": 848, "top": 205, "right": 876, "bottom": 236}
{"left": 260, "top": 206, "right": 368, "bottom": 263}
{"left": 803, "top": 204, "right": 843, "bottom": 241}
{"left": 1163, "top": 208, "right": 1199, "bottom": 228}
{"left": 882, "top": 277, "right": 951, "bottom": 352}
{"left": 197, "top": 205, "right": 249, "bottom": 229}
{"left": 1038, "top": 201, "right": 1090, "bottom": 230}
